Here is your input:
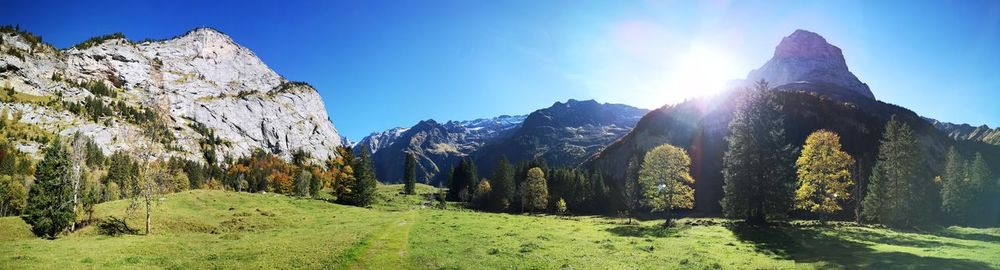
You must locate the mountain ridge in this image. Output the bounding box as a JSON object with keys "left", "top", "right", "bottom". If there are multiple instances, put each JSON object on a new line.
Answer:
{"left": 0, "top": 26, "right": 345, "bottom": 163}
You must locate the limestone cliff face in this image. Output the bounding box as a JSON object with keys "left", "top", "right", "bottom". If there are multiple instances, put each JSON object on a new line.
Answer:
{"left": 0, "top": 28, "right": 343, "bottom": 162}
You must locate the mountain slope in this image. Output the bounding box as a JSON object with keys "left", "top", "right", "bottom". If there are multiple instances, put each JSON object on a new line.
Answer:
{"left": 473, "top": 99, "right": 648, "bottom": 174}
{"left": 359, "top": 115, "right": 526, "bottom": 184}
{"left": 583, "top": 29, "right": 1000, "bottom": 214}
{"left": 0, "top": 27, "right": 343, "bottom": 162}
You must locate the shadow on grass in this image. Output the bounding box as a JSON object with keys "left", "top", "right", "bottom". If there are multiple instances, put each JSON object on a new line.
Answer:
{"left": 930, "top": 230, "right": 1000, "bottom": 243}
{"left": 605, "top": 224, "right": 685, "bottom": 238}
{"left": 728, "top": 224, "right": 990, "bottom": 269}
{"left": 838, "top": 228, "right": 974, "bottom": 249}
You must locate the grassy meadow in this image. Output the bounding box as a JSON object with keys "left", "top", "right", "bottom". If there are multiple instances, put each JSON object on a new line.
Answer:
{"left": 1, "top": 184, "right": 998, "bottom": 269}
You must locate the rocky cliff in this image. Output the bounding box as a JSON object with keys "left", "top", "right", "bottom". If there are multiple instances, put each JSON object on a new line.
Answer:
{"left": 746, "top": 29, "right": 875, "bottom": 101}
{"left": 0, "top": 27, "right": 344, "bottom": 163}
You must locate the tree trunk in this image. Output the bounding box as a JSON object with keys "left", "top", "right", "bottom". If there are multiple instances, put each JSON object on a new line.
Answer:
{"left": 145, "top": 197, "right": 151, "bottom": 235}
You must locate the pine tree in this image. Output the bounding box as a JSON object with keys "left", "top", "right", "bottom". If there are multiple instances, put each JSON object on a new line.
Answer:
{"left": 794, "top": 130, "right": 855, "bottom": 221}
{"left": 490, "top": 156, "right": 515, "bottom": 211}
{"left": 342, "top": 146, "right": 378, "bottom": 207}
{"left": 941, "top": 147, "right": 970, "bottom": 223}
{"left": 403, "top": 152, "right": 417, "bottom": 195}
{"left": 861, "top": 116, "right": 932, "bottom": 228}
{"left": 639, "top": 144, "right": 695, "bottom": 226}
{"left": 968, "top": 153, "right": 994, "bottom": 226}
{"left": 447, "top": 158, "right": 477, "bottom": 202}
{"left": 23, "top": 137, "right": 75, "bottom": 238}
{"left": 721, "top": 80, "right": 796, "bottom": 224}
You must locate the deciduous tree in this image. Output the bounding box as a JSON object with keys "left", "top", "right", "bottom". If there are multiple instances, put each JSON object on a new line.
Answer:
{"left": 794, "top": 130, "right": 855, "bottom": 221}
{"left": 639, "top": 144, "right": 695, "bottom": 226}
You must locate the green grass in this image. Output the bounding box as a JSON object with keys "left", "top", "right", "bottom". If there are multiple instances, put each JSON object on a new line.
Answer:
{"left": 1, "top": 185, "right": 998, "bottom": 269}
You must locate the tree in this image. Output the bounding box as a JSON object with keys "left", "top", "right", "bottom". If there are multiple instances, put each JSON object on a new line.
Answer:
{"left": 295, "top": 170, "right": 313, "bottom": 197}
{"left": 639, "top": 144, "right": 695, "bottom": 226}
{"left": 490, "top": 156, "right": 515, "bottom": 211}
{"left": 130, "top": 159, "right": 166, "bottom": 235}
{"left": 23, "top": 137, "right": 75, "bottom": 238}
{"left": 519, "top": 167, "right": 548, "bottom": 213}
{"left": 721, "top": 80, "right": 796, "bottom": 224}
{"left": 794, "top": 130, "right": 855, "bottom": 221}
{"left": 861, "top": 116, "right": 932, "bottom": 228}
{"left": 967, "top": 153, "right": 994, "bottom": 226}
{"left": 621, "top": 157, "right": 641, "bottom": 224}
{"left": 473, "top": 179, "right": 492, "bottom": 209}
{"left": 556, "top": 198, "right": 568, "bottom": 215}
{"left": 0, "top": 175, "right": 27, "bottom": 216}
{"left": 341, "top": 146, "right": 378, "bottom": 207}
{"left": 941, "top": 147, "right": 971, "bottom": 223}
{"left": 447, "top": 158, "right": 477, "bottom": 202}
{"left": 309, "top": 170, "right": 323, "bottom": 197}
{"left": 403, "top": 152, "right": 417, "bottom": 194}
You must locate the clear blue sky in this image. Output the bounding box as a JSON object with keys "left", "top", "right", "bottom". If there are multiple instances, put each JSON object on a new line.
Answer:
{"left": 4, "top": 0, "right": 999, "bottom": 140}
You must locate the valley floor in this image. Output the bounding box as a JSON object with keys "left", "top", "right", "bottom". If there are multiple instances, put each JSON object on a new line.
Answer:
{"left": 1, "top": 185, "right": 998, "bottom": 269}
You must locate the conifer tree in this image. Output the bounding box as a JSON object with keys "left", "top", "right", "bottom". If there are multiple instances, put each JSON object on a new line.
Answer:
{"left": 941, "top": 147, "right": 970, "bottom": 223}
{"left": 621, "top": 157, "right": 641, "bottom": 224}
{"left": 341, "top": 146, "right": 378, "bottom": 207}
{"left": 490, "top": 156, "right": 515, "bottom": 211}
{"left": 23, "top": 137, "right": 75, "bottom": 238}
{"left": 721, "top": 80, "right": 796, "bottom": 224}
{"left": 861, "top": 116, "right": 932, "bottom": 227}
{"left": 403, "top": 152, "right": 417, "bottom": 195}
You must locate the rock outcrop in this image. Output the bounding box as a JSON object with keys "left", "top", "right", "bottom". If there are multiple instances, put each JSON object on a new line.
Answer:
{"left": 746, "top": 29, "right": 875, "bottom": 101}
{"left": 0, "top": 27, "right": 344, "bottom": 163}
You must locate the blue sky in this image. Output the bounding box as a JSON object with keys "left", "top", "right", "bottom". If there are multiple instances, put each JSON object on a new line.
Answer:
{"left": 3, "top": 0, "right": 999, "bottom": 141}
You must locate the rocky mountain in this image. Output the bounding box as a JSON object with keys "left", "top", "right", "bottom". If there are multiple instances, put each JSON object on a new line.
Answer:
{"left": 744, "top": 29, "right": 875, "bottom": 102}
{"left": 473, "top": 99, "right": 648, "bottom": 175}
{"left": 359, "top": 99, "right": 648, "bottom": 185}
{"left": 359, "top": 115, "right": 526, "bottom": 184}
{"left": 0, "top": 27, "right": 344, "bottom": 163}
{"left": 925, "top": 118, "right": 1000, "bottom": 146}
{"left": 583, "top": 29, "right": 1000, "bottom": 214}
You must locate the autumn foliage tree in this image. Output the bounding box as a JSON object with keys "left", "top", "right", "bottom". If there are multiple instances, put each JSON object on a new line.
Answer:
{"left": 519, "top": 167, "right": 548, "bottom": 213}
{"left": 638, "top": 144, "right": 695, "bottom": 226}
{"left": 794, "top": 130, "right": 855, "bottom": 221}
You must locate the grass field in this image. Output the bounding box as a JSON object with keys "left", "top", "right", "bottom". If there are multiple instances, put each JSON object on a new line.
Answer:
{"left": 1, "top": 184, "right": 998, "bottom": 269}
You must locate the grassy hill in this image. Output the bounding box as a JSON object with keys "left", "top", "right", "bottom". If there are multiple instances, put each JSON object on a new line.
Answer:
{"left": 1, "top": 185, "right": 998, "bottom": 269}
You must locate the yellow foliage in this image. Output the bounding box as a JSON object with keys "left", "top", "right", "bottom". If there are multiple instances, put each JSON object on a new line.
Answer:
{"left": 638, "top": 144, "right": 695, "bottom": 211}
{"left": 794, "top": 130, "right": 855, "bottom": 216}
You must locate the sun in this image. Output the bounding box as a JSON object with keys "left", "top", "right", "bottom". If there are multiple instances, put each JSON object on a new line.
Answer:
{"left": 666, "top": 45, "right": 742, "bottom": 99}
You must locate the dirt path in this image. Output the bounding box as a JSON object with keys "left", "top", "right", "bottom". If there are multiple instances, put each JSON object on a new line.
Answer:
{"left": 349, "top": 211, "right": 420, "bottom": 269}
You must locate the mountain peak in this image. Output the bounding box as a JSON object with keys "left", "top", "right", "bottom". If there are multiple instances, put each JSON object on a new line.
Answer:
{"left": 747, "top": 29, "right": 875, "bottom": 100}
{"left": 774, "top": 30, "right": 841, "bottom": 61}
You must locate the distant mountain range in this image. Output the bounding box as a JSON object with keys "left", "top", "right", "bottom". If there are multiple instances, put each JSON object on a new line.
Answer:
{"left": 582, "top": 29, "right": 1000, "bottom": 214}
{"left": 357, "top": 100, "right": 647, "bottom": 185}
{"left": 924, "top": 118, "right": 1000, "bottom": 146}
{"left": 355, "top": 114, "right": 526, "bottom": 184}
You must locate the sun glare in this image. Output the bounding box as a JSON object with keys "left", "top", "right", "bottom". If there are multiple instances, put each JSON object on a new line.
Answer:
{"left": 665, "top": 45, "right": 742, "bottom": 100}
